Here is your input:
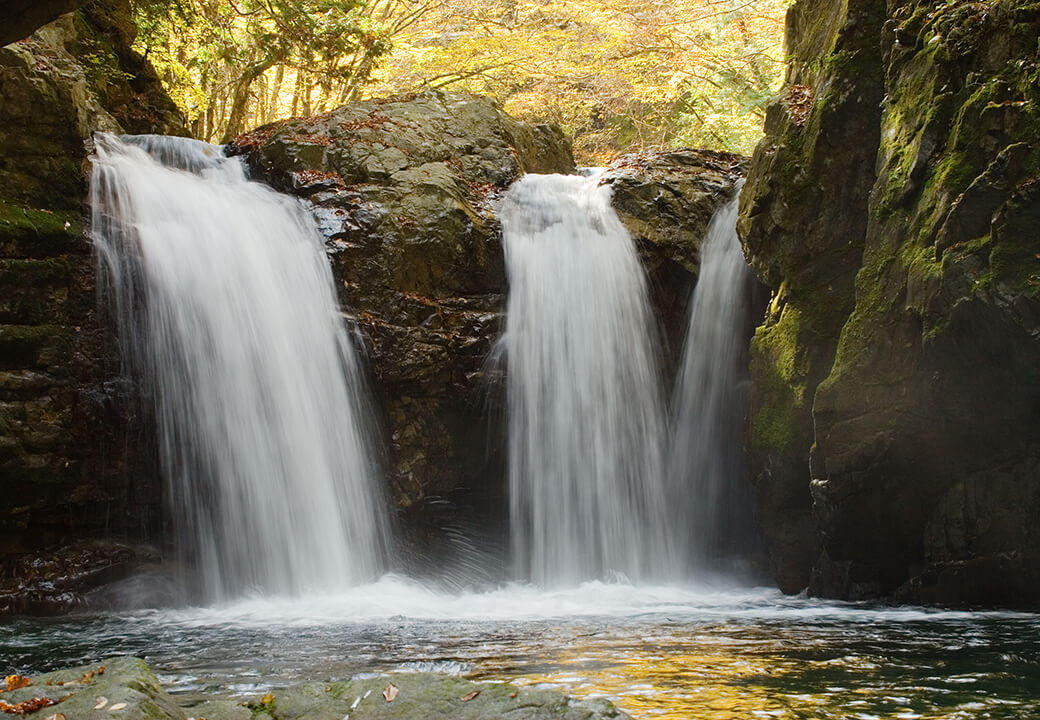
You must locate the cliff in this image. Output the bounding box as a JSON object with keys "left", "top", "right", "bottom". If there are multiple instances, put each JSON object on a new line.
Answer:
{"left": 0, "top": 0, "right": 185, "bottom": 609}
{"left": 741, "top": 0, "right": 1040, "bottom": 605}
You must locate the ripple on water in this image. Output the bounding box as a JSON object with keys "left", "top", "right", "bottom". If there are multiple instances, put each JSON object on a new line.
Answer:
{"left": 2, "top": 579, "right": 1040, "bottom": 720}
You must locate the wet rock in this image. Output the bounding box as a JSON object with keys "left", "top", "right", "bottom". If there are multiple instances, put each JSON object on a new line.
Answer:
{"left": 3, "top": 658, "right": 628, "bottom": 720}
{"left": 0, "top": 541, "right": 160, "bottom": 615}
{"left": 4, "top": 656, "right": 185, "bottom": 720}
{"left": 0, "top": 1, "right": 181, "bottom": 589}
{"left": 228, "top": 91, "right": 573, "bottom": 517}
{"left": 239, "top": 674, "right": 628, "bottom": 720}
{"left": 602, "top": 149, "right": 748, "bottom": 367}
{"left": 740, "top": 0, "right": 1040, "bottom": 606}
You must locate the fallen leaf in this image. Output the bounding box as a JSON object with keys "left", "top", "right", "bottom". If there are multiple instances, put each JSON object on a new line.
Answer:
{"left": 3, "top": 676, "right": 30, "bottom": 693}
{"left": 260, "top": 693, "right": 275, "bottom": 706}
{"left": 382, "top": 683, "right": 398, "bottom": 702}
{"left": 108, "top": 702, "right": 128, "bottom": 711}
{"left": 0, "top": 696, "right": 58, "bottom": 714}
{"left": 94, "top": 696, "right": 108, "bottom": 709}
{"left": 44, "top": 713, "right": 65, "bottom": 720}
{"left": 77, "top": 666, "right": 105, "bottom": 685}
{"left": 510, "top": 691, "right": 518, "bottom": 699}
{"left": 461, "top": 690, "right": 480, "bottom": 702}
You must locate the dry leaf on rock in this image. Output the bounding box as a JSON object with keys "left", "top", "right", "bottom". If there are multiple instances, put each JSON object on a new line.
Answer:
{"left": 108, "top": 702, "right": 128, "bottom": 711}
{"left": 94, "top": 696, "right": 108, "bottom": 709}
{"left": 382, "top": 683, "right": 399, "bottom": 702}
{"left": 3, "top": 675, "right": 31, "bottom": 693}
{"left": 461, "top": 690, "right": 480, "bottom": 702}
{"left": 0, "top": 697, "right": 58, "bottom": 714}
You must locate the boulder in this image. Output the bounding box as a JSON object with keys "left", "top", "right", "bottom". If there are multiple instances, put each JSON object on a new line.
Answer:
{"left": 229, "top": 91, "right": 574, "bottom": 520}
{"left": 602, "top": 149, "right": 748, "bottom": 367}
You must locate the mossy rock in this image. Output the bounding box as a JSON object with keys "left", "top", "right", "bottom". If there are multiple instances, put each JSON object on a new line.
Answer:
{"left": 5, "top": 656, "right": 186, "bottom": 719}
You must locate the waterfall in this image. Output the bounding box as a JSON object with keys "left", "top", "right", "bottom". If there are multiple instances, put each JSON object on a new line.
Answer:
{"left": 90, "top": 133, "right": 389, "bottom": 600}
{"left": 498, "top": 173, "right": 676, "bottom": 586}
{"left": 668, "top": 181, "right": 756, "bottom": 569}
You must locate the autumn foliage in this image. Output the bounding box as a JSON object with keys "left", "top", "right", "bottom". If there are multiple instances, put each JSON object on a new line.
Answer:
{"left": 134, "top": 0, "right": 787, "bottom": 160}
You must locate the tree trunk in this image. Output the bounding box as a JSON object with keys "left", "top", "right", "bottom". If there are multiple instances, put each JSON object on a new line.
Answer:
{"left": 223, "top": 60, "right": 277, "bottom": 142}
{"left": 268, "top": 65, "right": 285, "bottom": 121}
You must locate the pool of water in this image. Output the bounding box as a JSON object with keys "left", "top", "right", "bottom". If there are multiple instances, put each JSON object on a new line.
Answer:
{"left": 3, "top": 576, "right": 1039, "bottom": 719}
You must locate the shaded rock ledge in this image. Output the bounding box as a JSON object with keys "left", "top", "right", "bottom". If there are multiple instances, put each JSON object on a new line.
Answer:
{"left": 0, "top": 0, "right": 185, "bottom": 593}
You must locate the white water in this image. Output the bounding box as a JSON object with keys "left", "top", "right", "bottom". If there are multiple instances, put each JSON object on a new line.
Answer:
{"left": 90, "top": 134, "right": 389, "bottom": 600}
{"left": 669, "top": 182, "right": 755, "bottom": 566}
{"left": 497, "top": 173, "right": 676, "bottom": 586}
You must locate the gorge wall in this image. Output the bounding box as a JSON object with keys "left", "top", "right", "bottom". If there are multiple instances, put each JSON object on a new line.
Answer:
{"left": 741, "top": 0, "right": 1040, "bottom": 606}
{"left": 0, "top": 0, "right": 184, "bottom": 589}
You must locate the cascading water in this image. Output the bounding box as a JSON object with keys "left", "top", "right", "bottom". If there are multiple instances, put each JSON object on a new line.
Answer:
{"left": 668, "top": 181, "right": 757, "bottom": 568}
{"left": 90, "top": 133, "right": 389, "bottom": 600}
{"left": 497, "top": 173, "right": 676, "bottom": 586}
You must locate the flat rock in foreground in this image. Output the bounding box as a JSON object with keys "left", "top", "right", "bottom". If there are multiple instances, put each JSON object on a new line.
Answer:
{"left": 3, "top": 656, "right": 628, "bottom": 720}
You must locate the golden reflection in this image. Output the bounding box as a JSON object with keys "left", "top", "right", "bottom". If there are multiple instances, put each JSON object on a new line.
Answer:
{"left": 492, "top": 635, "right": 801, "bottom": 720}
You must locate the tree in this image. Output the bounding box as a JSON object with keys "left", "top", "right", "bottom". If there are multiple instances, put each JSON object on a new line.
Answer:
{"left": 133, "top": 0, "right": 396, "bottom": 141}
{"left": 365, "top": 0, "right": 788, "bottom": 160}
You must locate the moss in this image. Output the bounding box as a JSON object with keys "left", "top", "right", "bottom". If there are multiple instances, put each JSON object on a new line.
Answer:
{"left": 0, "top": 325, "right": 75, "bottom": 370}
{"left": 0, "top": 201, "right": 83, "bottom": 257}
{"left": 0, "top": 257, "right": 75, "bottom": 285}
{"left": 749, "top": 306, "right": 812, "bottom": 453}
{"left": 751, "top": 366, "right": 802, "bottom": 452}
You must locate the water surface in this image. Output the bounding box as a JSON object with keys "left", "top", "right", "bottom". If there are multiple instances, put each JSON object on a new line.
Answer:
{"left": 4, "top": 578, "right": 1038, "bottom": 720}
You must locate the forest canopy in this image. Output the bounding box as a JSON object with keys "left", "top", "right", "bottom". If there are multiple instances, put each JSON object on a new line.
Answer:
{"left": 133, "top": 0, "right": 788, "bottom": 162}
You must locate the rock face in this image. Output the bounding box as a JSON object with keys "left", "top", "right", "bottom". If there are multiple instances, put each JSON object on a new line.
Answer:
{"left": 232, "top": 103, "right": 745, "bottom": 552}
{"left": 230, "top": 92, "right": 575, "bottom": 524}
{"left": 3, "top": 656, "right": 628, "bottom": 720}
{"left": 602, "top": 150, "right": 748, "bottom": 367}
{"left": 0, "top": 0, "right": 82, "bottom": 46}
{"left": 741, "top": 0, "right": 1040, "bottom": 605}
{"left": 0, "top": 3, "right": 185, "bottom": 573}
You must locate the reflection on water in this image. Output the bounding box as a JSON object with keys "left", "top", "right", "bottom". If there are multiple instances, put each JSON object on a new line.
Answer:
{"left": 2, "top": 578, "right": 1039, "bottom": 719}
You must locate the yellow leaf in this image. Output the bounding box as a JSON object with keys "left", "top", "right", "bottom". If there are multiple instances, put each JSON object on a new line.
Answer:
{"left": 3, "top": 675, "right": 30, "bottom": 692}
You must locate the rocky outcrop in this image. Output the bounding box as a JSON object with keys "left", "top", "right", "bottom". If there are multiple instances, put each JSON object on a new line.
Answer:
{"left": 230, "top": 92, "right": 574, "bottom": 520}
{"left": 231, "top": 100, "right": 746, "bottom": 548}
{"left": 0, "top": 3, "right": 185, "bottom": 570}
{"left": 603, "top": 150, "right": 748, "bottom": 366}
{"left": 741, "top": 0, "right": 1040, "bottom": 606}
{"left": 1, "top": 656, "right": 628, "bottom": 720}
